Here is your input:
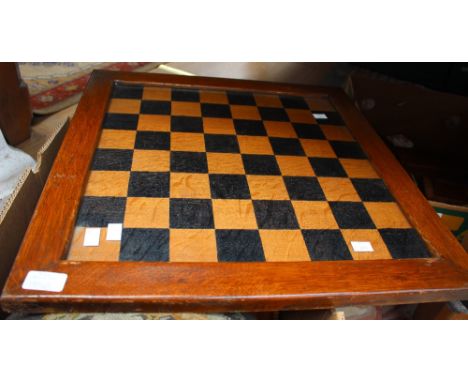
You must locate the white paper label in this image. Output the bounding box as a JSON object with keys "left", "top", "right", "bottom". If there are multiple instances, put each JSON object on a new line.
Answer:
{"left": 351, "top": 241, "right": 374, "bottom": 252}
{"left": 22, "top": 271, "right": 68, "bottom": 292}
{"left": 106, "top": 223, "right": 122, "bottom": 241}
{"left": 313, "top": 113, "right": 328, "bottom": 119}
{"left": 83, "top": 227, "right": 101, "bottom": 246}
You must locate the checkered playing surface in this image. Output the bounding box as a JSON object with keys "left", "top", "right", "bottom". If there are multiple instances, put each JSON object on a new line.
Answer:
{"left": 67, "top": 83, "right": 432, "bottom": 262}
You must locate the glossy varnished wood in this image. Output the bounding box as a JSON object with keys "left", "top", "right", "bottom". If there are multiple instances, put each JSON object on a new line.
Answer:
{"left": 2, "top": 70, "right": 468, "bottom": 313}
{"left": 3, "top": 259, "right": 468, "bottom": 313}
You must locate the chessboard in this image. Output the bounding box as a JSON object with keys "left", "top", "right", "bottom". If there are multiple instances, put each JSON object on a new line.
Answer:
{"left": 67, "top": 83, "right": 431, "bottom": 262}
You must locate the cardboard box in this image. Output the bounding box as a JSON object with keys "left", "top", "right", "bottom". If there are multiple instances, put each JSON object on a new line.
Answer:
{"left": 0, "top": 119, "right": 69, "bottom": 297}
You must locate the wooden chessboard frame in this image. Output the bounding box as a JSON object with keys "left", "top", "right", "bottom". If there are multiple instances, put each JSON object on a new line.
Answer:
{"left": 2, "top": 70, "right": 468, "bottom": 313}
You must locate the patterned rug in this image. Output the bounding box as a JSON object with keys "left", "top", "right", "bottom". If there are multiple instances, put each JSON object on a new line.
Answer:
{"left": 19, "top": 62, "right": 161, "bottom": 114}
{"left": 7, "top": 312, "right": 250, "bottom": 320}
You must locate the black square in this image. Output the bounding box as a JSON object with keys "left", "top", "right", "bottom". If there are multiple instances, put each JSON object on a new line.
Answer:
{"left": 227, "top": 91, "right": 256, "bottom": 105}
{"left": 242, "top": 154, "right": 281, "bottom": 175}
{"left": 201, "top": 103, "right": 232, "bottom": 118}
{"left": 259, "top": 107, "right": 289, "bottom": 122}
{"left": 233, "top": 120, "right": 267, "bottom": 136}
{"left": 302, "top": 230, "right": 353, "bottom": 261}
{"left": 280, "top": 95, "right": 308, "bottom": 109}
{"left": 112, "top": 84, "right": 143, "bottom": 99}
{"left": 170, "top": 199, "right": 214, "bottom": 229}
{"left": 76, "top": 196, "right": 126, "bottom": 227}
{"left": 128, "top": 172, "right": 169, "bottom": 197}
{"left": 171, "top": 88, "right": 200, "bottom": 102}
{"left": 171, "top": 116, "right": 203, "bottom": 133}
{"left": 102, "top": 113, "right": 138, "bottom": 130}
{"left": 171, "top": 151, "right": 208, "bottom": 173}
{"left": 216, "top": 230, "right": 265, "bottom": 262}
{"left": 351, "top": 179, "right": 393, "bottom": 202}
{"left": 120, "top": 228, "right": 169, "bottom": 262}
{"left": 309, "top": 158, "right": 347, "bottom": 177}
{"left": 380, "top": 229, "right": 431, "bottom": 259}
{"left": 135, "top": 131, "right": 170, "bottom": 150}
{"left": 91, "top": 149, "right": 133, "bottom": 171}
{"left": 269, "top": 137, "right": 305, "bottom": 156}
{"left": 330, "top": 141, "right": 366, "bottom": 159}
{"left": 314, "top": 112, "right": 344, "bottom": 125}
{"left": 253, "top": 200, "right": 299, "bottom": 229}
{"left": 293, "top": 123, "right": 325, "bottom": 139}
{"left": 205, "top": 134, "right": 240, "bottom": 153}
{"left": 330, "top": 202, "right": 376, "bottom": 229}
{"left": 140, "top": 100, "right": 171, "bottom": 115}
{"left": 209, "top": 174, "right": 251, "bottom": 199}
{"left": 284, "top": 176, "right": 325, "bottom": 201}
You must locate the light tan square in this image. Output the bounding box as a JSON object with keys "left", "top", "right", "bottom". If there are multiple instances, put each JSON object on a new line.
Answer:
{"left": 171, "top": 101, "right": 202, "bottom": 117}
{"left": 340, "top": 159, "right": 379, "bottom": 178}
{"left": 341, "top": 229, "right": 392, "bottom": 260}
{"left": 306, "top": 97, "right": 335, "bottom": 111}
{"left": 263, "top": 121, "right": 297, "bottom": 138}
{"left": 320, "top": 125, "right": 354, "bottom": 141}
{"left": 318, "top": 178, "right": 361, "bottom": 201}
{"left": 200, "top": 91, "right": 228, "bottom": 104}
{"left": 276, "top": 155, "right": 315, "bottom": 176}
{"left": 137, "top": 115, "right": 170, "bottom": 131}
{"left": 67, "top": 227, "right": 120, "bottom": 262}
{"left": 107, "top": 99, "right": 141, "bottom": 114}
{"left": 301, "top": 139, "right": 336, "bottom": 158}
{"left": 292, "top": 201, "right": 338, "bottom": 229}
{"left": 286, "top": 109, "right": 316, "bottom": 123}
{"left": 170, "top": 173, "right": 211, "bottom": 199}
{"left": 142, "top": 87, "right": 171, "bottom": 101}
{"left": 247, "top": 175, "right": 289, "bottom": 200}
{"left": 131, "top": 150, "right": 169, "bottom": 172}
{"left": 230, "top": 105, "right": 261, "bottom": 120}
{"left": 124, "top": 197, "right": 169, "bottom": 228}
{"left": 98, "top": 130, "right": 136, "bottom": 149}
{"left": 213, "top": 199, "right": 258, "bottom": 229}
{"left": 254, "top": 94, "right": 282, "bottom": 107}
{"left": 84, "top": 171, "right": 129, "bottom": 197}
{"left": 238, "top": 136, "right": 273, "bottom": 155}
{"left": 170, "top": 229, "right": 218, "bottom": 262}
{"left": 171, "top": 132, "right": 205, "bottom": 152}
{"left": 364, "top": 202, "right": 411, "bottom": 229}
{"left": 207, "top": 153, "right": 245, "bottom": 174}
{"left": 260, "top": 230, "right": 310, "bottom": 262}
{"left": 203, "top": 118, "right": 236, "bottom": 135}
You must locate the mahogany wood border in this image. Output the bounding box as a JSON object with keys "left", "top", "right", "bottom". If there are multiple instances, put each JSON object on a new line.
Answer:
{"left": 2, "top": 70, "right": 468, "bottom": 313}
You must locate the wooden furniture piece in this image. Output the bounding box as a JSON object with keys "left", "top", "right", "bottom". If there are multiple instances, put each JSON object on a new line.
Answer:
{"left": 0, "top": 63, "right": 32, "bottom": 145}
{"left": 2, "top": 70, "right": 468, "bottom": 313}
{"left": 348, "top": 70, "right": 468, "bottom": 205}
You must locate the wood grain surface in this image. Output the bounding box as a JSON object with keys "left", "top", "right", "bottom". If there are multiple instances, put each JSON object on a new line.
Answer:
{"left": 2, "top": 70, "right": 468, "bottom": 313}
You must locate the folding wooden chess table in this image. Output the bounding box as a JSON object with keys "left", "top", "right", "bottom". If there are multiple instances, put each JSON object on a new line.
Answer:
{"left": 2, "top": 70, "right": 468, "bottom": 313}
